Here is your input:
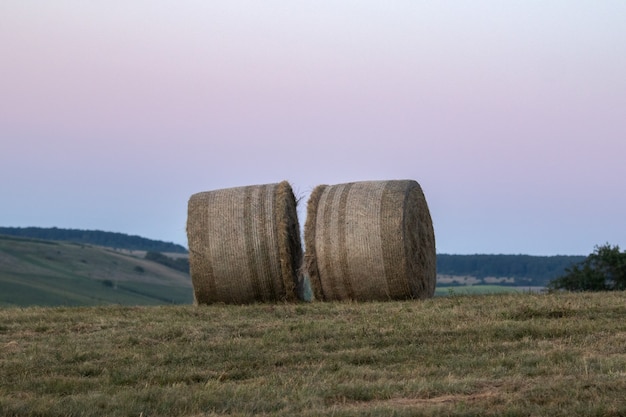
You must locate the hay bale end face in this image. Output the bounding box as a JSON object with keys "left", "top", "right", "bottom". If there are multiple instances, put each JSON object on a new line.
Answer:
{"left": 187, "top": 181, "right": 303, "bottom": 304}
{"left": 304, "top": 180, "right": 436, "bottom": 301}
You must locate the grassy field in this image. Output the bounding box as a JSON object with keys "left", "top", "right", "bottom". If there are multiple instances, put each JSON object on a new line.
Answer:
{"left": 2, "top": 291, "right": 626, "bottom": 416}
{"left": 0, "top": 235, "right": 193, "bottom": 307}
{"left": 434, "top": 285, "right": 539, "bottom": 296}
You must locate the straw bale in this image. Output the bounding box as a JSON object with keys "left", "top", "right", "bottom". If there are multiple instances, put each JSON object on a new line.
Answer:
{"left": 304, "top": 180, "right": 436, "bottom": 301}
{"left": 187, "top": 181, "right": 302, "bottom": 304}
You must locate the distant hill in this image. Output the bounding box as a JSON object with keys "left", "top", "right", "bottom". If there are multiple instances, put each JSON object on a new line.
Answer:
{"left": 0, "top": 227, "right": 187, "bottom": 253}
{"left": 0, "top": 227, "right": 588, "bottom": 307}
{"left": 0, "top": 234, "right": 192, "bottom": 307}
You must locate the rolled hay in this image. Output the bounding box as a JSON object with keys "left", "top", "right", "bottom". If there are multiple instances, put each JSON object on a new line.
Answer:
{"left": 187, "top": 181, "right": 303, "bottom": 304}
{"left": 304, "top": 180, "right": 436, "bottom": 301}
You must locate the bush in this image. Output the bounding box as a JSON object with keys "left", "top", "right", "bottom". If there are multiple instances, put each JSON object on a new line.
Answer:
{"left": 548, "top": 244, "right": 626, "bottom": 291}
{"left": 144, "top": 251, "right": 189, "bottom": 274}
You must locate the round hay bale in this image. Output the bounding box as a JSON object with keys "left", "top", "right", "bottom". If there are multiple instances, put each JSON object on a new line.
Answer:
{"left": 304, "top": 180, "right": 436, "bottom": 301}
{"left": 187, "top": 181, "right": 303, "bottom": 304}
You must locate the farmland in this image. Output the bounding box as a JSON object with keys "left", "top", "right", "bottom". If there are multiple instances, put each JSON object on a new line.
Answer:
{"left": 2, "top": 291, "right": 626, "bottom": 416}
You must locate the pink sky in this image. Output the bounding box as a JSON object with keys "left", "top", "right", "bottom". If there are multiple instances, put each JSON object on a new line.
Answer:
{"left": 1, "top": 1, "right": 625, "bottom": 255}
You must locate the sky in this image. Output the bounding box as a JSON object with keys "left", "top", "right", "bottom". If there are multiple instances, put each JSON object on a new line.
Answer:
{"left": 1, "top": 1, "right": 625, "bottom": 256}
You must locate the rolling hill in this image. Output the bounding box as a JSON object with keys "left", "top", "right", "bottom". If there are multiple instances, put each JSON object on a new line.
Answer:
{"left": 0, "top": 234, "right": 193, "bottom": 307}
{"left": 0, "top": 227, "right": 585, "bottom": 307}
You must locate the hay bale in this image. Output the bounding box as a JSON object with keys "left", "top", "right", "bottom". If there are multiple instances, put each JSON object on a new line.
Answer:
{"left": 304, "top": 180, "right": 436, "bottom": 301}
{"left": 187, "top": 181, "right": 303, "bottom": 304}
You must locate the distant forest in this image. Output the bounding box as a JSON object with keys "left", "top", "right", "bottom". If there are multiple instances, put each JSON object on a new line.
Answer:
{"left": 437, "top": 254, "right": 586, "bottom": 287}
{"left": 0, "top": 227, "right": 187, "bottom": 253}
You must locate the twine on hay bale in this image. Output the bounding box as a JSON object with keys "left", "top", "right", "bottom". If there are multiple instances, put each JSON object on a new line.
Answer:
{"left": 187, "top": 181, "right": 303, "bottom": 304}
{"left": 304, "top": 179, "right": 436, "bottom": 301}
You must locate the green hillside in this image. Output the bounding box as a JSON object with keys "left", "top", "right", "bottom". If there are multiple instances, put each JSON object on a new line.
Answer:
{"left": 0, "top": 234, "right": 193, "bottom": 307}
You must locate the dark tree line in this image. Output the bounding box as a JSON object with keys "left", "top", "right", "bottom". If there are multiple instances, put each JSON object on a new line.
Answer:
{"left": 437, "top": 254, "right": 585, "bottom": 287}
{"left": 0, "top": 227, "right": 187, "bottom": 253}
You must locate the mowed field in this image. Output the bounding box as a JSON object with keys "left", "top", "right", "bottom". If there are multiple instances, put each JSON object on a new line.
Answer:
{"left": 2, "top": 291, "right": 626, "bottom": 416}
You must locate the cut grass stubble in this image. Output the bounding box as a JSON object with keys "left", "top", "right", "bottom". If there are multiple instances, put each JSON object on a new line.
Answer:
{"left": 2, "top": 292, "right": 626, "bottom": 416}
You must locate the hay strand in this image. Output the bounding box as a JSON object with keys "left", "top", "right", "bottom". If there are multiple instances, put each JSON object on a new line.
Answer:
{"left": 187, "top": 181, "right": 303, "bottom": 304}
{"left": 304, "top": 180, "right": 436, "bottom": 301}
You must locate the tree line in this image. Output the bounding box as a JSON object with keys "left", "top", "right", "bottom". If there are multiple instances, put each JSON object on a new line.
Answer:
{"left": 437, "top": 254, "right": 585, "bottom": 287}
{"left": 0, "top": 227, "right": 187, "bottom": 253}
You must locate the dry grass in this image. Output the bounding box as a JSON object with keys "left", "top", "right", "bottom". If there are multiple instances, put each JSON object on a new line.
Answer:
{"left": 2, "top": 291, "right": 626, "bottom": 416}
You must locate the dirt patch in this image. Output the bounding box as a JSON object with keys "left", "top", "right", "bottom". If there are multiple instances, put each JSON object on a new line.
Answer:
{"left": 338, "top": 390, "right": 499, "bottom": 411}
{"left": 3, "top": 341, "right": 20, "bottom": 352}
{"left": 386, "top": 390, "right": 497, "bottom": 406}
